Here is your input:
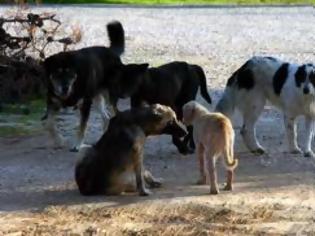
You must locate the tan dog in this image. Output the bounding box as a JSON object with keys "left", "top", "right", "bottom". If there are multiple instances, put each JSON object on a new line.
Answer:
{"left": 183, "top": 101, "right": 238, "bottom": 194}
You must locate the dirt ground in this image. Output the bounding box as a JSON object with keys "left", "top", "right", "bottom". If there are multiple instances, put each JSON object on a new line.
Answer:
{"left": 1, "top": 5, "right": 315, "bottom": 236}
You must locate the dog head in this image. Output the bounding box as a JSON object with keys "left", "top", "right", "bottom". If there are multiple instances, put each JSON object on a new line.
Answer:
{"left": 44, "top": 53, "right": 78, "bottom": 100}
{"left": 48, "top": 67, "right": 77, "bottom": 100}
{"left": 183, "top": 101, "right": 209, "bottom": 125}
{"left": 145, "top": 104, "right": 187, "bottom": 137}
{"left": 296, "top": 64, "right": 315, "bottom": 97}
{"left": 112, "top": 63, "right": 149, "bottom": 98}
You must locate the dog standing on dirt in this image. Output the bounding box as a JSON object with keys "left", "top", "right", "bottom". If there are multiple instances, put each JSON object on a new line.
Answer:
{"left": 183, "top": 101, "right": 238, "bottom": 195}
{"left": 216, "top": 56, "right": 315, "bottom": 158}
{"left": 75, "top": 104, "right": 187, "bottom": 196}
{"left": 124, "top": 61, "right": 212, "bottom": 154}
{"left": 42, "top": 21, "right": 148, "bottom": 151}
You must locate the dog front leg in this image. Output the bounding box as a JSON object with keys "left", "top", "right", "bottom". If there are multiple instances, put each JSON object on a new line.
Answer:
{"left": 144, "top": 170, "right": 162, "bottom": 188}
{"left": 71, "top": 99, "right": 92, "bottom": 152}
{"left": 42, "top": 109, "right": 65, "bottom": 148}
{"left": 134, "top": 156, "right": 152, "bottom": 196}
{"left": 283, "top": 115, "right": 302, "bottom": 155}
{"left": 304, "top": 116, "right": 315, "bottom": 158}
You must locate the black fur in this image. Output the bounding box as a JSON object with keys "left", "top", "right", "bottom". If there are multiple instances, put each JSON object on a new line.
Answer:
{"left": 75, "top": 105, "right": 187, "bottom": 196}
{"left": 226, "top": 60, "right": 255, "bottom": 90}
{"left": 125, "top": 61, "right": 212, "bottom": 154}
{"left": 42, "top": 21, "right": 148, "bottom": 151}
{"left": 295, "top": 65, "right": 307, "bottom": 88}
{"left": 310, "top": 70, "right": 315, "bottom": 87}
{"left": 273, "top": 63, "right": 289, "bottom": 95}
{"left": 107, "top": 21, "right": 124, "bottom": 56}
{"left": 236, "top": 67, "right": 255, "bottom": 90}
{"left": 266, "top": 56, "right": 278, "bottom": 62}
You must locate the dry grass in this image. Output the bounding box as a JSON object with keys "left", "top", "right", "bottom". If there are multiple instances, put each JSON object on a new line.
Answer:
{"left": 1, "top": 201, "right": 314, "bottom": 235}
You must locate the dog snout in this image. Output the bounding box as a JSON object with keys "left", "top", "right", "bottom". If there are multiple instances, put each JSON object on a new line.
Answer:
{"left": 161, "top": 119, "right": 187, "bottom": 137}
{"left": 173, "top": 120, "right": 188, "bottom": 137}
{"left": 303, "top": 86, "right": 310, "bottom": 94}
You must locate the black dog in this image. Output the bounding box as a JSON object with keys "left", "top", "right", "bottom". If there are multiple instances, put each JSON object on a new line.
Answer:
{"left": 124, "top": 61, "right": 212, "bottom": 154}
{"left": 42, "top": 21, "right": 148, "bottom": 152}
{"left": 75, "top": 104, "right": 187, "bottom": 196}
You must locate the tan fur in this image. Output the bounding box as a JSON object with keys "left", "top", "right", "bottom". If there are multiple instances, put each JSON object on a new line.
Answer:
{"left": 183, "top": 101, "right": 238, "bottom": 194}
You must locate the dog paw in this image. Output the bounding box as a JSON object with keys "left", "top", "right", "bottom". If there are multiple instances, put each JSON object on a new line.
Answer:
{"left": 139, "top": 189, "right": 152, "bottom": 196}
{"left": 210, "top": 188, "right": 219, "bottom": 195}
{"left": 149, "top": 180, "right": 162, "bottom": 188}
{"left": 223, "top": 184, "right": 233, "bottom": 191}
{"left": 53, "top": 136, "right": 66, "bottom": 149}
{"left": 177, "top": 145, "right": 195, "bottom": 155}
{"left": 290, "top": 147, "right": 303, "bottom": 155}
{"left": 195, "top": 178, "right": 206, "bottom": 185}
{"left": 70, "top": 143, "right": 91, "bottom": 153}
{"left": 70, "top": 146, "right": 80, "bottom": 152}
{"left": 251, "top": 147, "right": 265, "bottom": 155}
{"left": 304, "top": 151, "right": 315, "bottom": 159}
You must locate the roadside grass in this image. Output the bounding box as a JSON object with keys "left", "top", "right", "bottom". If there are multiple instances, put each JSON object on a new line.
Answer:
{"left": 0, "top": 99, "right": 45, "bottom": 137}
{"left": 42, "top": 0, "right": 315, "bottom": 5}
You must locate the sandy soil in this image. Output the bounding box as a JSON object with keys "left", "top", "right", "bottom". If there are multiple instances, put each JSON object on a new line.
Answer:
{"left": 0, "top": 5, "right": 315, "bottom": 235}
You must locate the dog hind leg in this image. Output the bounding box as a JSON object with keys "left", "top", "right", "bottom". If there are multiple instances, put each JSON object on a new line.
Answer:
{"left": 94, "top": 94, "right": 111, "bottom": 131}
{"left": 206, "top": 150, "right": 219, "bottom": 194}
{"left": 196, "top": 143, "right": 206, "bottom": 185}
{"left": 223, "top": 170, "right": 234, "bottom": 191}
{"left": 240, "top": 95, "right": 266, "bottom": 155}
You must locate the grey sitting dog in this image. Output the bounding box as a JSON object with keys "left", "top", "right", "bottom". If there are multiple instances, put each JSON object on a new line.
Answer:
{"left": 75, "top": 104, "right": 187, "bottom": 196}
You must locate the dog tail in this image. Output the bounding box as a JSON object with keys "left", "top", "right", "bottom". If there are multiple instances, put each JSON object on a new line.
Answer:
{"left": 215, "top": 73, "right": 238, "bottom": 118}
{"left": 192, "top": 65, "right": 212, "bottom": 104}
{"left": 223, "top": 125, "right": 238, "bottom": 170}
{"left": 107, "top": 21, "right": 125, "bottom": 56}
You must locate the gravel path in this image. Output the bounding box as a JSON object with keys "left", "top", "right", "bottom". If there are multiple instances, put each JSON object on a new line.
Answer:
{"left": 1, "top": 5, "right": 315, "bottom": 93}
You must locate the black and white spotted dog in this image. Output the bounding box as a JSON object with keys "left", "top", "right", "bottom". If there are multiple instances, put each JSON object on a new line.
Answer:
{"left": 216, "top": 56, "right": 315, "bottom": 158}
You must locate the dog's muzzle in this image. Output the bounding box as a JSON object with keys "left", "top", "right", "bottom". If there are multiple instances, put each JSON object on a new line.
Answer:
{"left": 161, "top": 120, "right": 188, "bottom": 137}
{"left": 303, "top": 87, "right": 310, "bottom": 95}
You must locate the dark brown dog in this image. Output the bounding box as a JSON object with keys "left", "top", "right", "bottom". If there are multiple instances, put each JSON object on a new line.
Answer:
{"left": 75, "top": 104, "right": 187, "bottom": 196}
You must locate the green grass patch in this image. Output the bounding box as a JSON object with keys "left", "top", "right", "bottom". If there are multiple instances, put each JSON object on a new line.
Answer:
{"left": 42, "top": 0, "right": 315, "bottom": 5}
{"left": 0, "top": 126, "right": 33, "bottom": 137}
{"left": 0, "top": 99, "right": 45, "bottom": 137}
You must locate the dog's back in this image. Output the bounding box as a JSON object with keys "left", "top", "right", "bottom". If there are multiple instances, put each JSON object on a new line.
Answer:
{"left": 132, "top": 61, "right": 211, "bottom": 107}
{"left": 216, "top": 56, "right": 315, "bottom": 117}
